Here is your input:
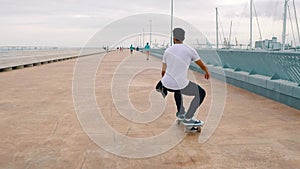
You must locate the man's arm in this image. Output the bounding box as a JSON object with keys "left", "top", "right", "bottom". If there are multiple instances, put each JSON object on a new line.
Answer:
{"left": 161, "top": 63, "right": 167, "bottom": 77}
{"left": 195, "top": 60, "right": 210, "bottom": 79}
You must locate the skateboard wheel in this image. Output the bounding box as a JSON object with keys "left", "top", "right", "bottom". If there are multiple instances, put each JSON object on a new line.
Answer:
{"left": 197, "top": 127, "right": 201, "bottom": 132}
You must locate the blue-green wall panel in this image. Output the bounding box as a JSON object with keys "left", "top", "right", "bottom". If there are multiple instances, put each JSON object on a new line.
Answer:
{"left": 150, "top": 49, "right": 300, "bottom": 110}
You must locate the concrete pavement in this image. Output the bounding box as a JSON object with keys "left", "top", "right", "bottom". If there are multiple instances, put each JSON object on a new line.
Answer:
{"left": 0, "top": 50, "right": 299, "bottom": 169}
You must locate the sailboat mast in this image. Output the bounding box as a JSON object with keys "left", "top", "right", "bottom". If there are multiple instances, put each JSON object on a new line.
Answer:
{"left": 282, "top": 0, "right": 289, "bottom": 51}
{"left": 292, "top": 0, "right": 300, "bottom": 45}
{"left": 250, "top": 0, "right": 253, "bottom": 49}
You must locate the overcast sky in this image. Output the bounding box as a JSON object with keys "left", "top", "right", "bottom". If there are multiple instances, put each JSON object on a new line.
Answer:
{"left": 0, "top": 0, "right": 299, "bottom": 47}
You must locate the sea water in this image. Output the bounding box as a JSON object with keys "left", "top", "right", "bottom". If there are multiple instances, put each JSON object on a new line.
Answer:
{"left": 0, "top": 46, "right": 82, "bottom": 60}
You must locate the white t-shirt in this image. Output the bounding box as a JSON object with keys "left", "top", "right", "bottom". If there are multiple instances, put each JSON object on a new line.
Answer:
{"left": 161, "top": 44, "right": 201, "bottom": 90}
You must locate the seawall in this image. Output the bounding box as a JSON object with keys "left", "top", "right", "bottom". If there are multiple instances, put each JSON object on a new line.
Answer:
{"left": 0, "top": 49, "right": 105, "bottom": 72}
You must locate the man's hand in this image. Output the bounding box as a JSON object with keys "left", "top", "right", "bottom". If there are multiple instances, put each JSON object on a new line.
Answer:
{"left": 161, "top": 63, "right": 167, "bottom": 77}
{"left": 195, "top": 60, "right": 210, "bottom": 80}
{"left": 204, "top": 72, "right": 210, "bottom": 80}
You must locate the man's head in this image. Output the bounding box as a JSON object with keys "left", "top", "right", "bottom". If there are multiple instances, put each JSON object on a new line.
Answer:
{"left": 173, "top": 28, "right": 185, "bottom": 43}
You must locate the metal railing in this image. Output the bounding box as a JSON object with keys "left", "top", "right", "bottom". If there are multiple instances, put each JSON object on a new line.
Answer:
{"left": 150, "top": 48, "right": 300, "bottom": 85}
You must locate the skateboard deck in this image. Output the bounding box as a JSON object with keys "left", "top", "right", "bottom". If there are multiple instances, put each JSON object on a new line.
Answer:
{"left": 176, "top": 119, "right": 202, "bottom": 133}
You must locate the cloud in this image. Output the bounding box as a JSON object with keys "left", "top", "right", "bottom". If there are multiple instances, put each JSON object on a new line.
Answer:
{"left": 0, "top": 0, "right": 299, "bottom": 46}
{"left": 218, "top": 0, "right": 300, "bottom": 20}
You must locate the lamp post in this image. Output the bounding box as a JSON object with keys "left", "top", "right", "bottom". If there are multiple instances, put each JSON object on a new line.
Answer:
{"left": 216, "top": 8, "right": 219, "bottom": 49}
{"left": 150, "top": 20, "right": 152, "bottom": 47}
{"left": 170, "top": 0, "right": 174, "bottom": 46}
{"left": 142, "top": 28, "right": 145, "bottom": 47}
{"left": 250, "top": 0, "right": 253, "bottom": 49}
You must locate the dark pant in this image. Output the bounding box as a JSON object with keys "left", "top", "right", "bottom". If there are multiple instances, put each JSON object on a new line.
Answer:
{"left": 166, "top": 81, "right": 206, "bottom": 119}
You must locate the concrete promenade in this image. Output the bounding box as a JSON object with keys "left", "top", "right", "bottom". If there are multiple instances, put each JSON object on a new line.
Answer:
{"left": 0, "top": 50, "right": 299, "bottom": 169}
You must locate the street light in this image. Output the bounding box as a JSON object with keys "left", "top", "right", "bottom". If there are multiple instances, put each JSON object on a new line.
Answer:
{"left": 150, "top": 20, "right": 152, "bottom": 47}
{"left": 170, "top": 0, "right": 174, "bottom": 46}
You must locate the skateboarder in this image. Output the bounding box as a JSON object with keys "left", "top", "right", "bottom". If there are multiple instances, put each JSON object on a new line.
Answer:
{"left": 157, "top": 28, "right": 210, "bottom": 126}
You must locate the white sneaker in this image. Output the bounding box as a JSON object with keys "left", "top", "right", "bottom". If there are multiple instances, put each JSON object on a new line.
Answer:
{"left": 176, "top": 112, "right": 185, "bottom": 121}
{"left": 183, "top": 118, "right": 204, "bottom": 126}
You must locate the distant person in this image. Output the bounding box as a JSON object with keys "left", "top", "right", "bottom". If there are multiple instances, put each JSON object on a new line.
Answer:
{"left": 144, "top": 42, "right": 150, "bottom": 60}
{"left": 156, "top": 28, "right": 210, "bottom": 128}
{"left": 130, "top": 44, "right": 134, "bottom": 54}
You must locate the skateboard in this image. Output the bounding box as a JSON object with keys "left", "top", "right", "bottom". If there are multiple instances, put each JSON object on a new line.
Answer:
{"left": 177, "top": 119, "right": 202, "bottom": 133}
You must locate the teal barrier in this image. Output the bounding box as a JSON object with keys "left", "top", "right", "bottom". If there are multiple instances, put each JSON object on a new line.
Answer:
{"left": 151, "top": 48, "right": 300, "bottom": 85}
{"left": 197, "top": 49, "right": 300, "bottom": 85}
{"left": 149, "top": 48, "right": 165, "bottom": 56}
{"left": 150, "top": 48, "right": 300, "bottom": 110}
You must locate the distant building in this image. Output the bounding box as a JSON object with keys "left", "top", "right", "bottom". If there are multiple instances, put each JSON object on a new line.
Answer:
{"left": 255, "top": 37, "right": 281, "bottom": 51}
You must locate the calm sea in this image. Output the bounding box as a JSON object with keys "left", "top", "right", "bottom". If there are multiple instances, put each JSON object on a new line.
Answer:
{"left": 0, "top": 46, "right": 101, "bottom": 59}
